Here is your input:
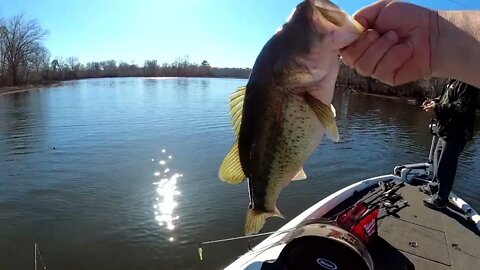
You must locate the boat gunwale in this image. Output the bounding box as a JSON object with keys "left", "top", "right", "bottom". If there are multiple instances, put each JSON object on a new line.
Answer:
{"left": 224, "top": 174, "right": 397, "bottom": 269}
{"left": 224, "top": 174, "right": 480, "bottom": 269}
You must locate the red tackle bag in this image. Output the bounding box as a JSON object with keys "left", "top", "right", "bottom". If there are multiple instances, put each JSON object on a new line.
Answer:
{"left": 336, "top": 202, "right": 380, "bottom": 245}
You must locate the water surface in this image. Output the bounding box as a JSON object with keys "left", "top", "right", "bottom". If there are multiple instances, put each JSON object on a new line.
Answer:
{"left": 1, "top": 78, "right": 479, "bottom": 269}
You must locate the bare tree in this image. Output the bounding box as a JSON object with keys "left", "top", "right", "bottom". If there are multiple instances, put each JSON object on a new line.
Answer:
{"left": 27, "top": 43, "right": 50, "bottom": 82}
{"left": 0, "top": 22, "right": 7, "bottom": 84}
{"left": 30, "top": 45, "right": 49, "bottom": 72}
{"left": 87, "top": 61, "right": 101, "bottom": 77}
{"left": 118, "top": 61, "right": 129, "bottom": 77}
{"left": 144, "top": 60, "right": 158, "bottom": 76}
{"left": 65, "top": 56, "right": 80, "bottom": 79}
{"left": 103, "top": 60, "right": 117, "bottom": 76}
{"left": 1, "top": 14, "right": 48, "bottom": 85}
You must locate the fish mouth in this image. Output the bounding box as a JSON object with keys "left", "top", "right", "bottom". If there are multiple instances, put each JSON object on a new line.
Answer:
{"left": 316, "top": 6, "right": 364, "bottom": 32}
{"left": 310, "top": 0, "right": 345, "bottom": 28}
{"left": 310, "top": 0, "right": 364, "bottom": 49}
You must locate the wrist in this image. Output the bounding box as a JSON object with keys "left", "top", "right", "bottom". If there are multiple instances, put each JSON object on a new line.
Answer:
{"left": 430, "top": 10, "right": 454, "bottom": 80}
{"left": 429, "top": 9, "right": 440, "bottom": 78}
{"left": 431, "top": 11, "right": 480, "bottom": 87}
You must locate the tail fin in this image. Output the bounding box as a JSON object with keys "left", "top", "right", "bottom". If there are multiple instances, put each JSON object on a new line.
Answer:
{"left": 245, "top": 208, "right": 284, "bottom": 235}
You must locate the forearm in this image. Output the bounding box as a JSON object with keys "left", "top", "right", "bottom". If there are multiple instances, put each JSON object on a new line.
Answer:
{"left": 431, "top": 11, "right": 480, "bottom": 88}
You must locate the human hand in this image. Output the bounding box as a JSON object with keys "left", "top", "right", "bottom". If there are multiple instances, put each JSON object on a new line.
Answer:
{"left": 341, "top": 0, "right": 435, "bottom": 86}
{"left": 422, "top": 100, "right": 437, "bottom": 113}
{"left": 422, "top": 99, "right": 434, "bottom": 107}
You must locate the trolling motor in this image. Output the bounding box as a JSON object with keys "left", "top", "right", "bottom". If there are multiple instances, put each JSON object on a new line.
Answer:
{"left": 393, "top": 162, "right": 432, "bottom": 183}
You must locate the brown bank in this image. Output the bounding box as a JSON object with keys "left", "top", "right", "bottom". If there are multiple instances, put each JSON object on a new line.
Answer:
{"left": 0, "top": 82, "right": 60, "bottom": 96}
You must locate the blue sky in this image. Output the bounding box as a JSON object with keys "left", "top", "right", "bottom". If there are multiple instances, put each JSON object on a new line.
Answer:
{"left": 1, "top": 0, "right": 478, "bottom": 68}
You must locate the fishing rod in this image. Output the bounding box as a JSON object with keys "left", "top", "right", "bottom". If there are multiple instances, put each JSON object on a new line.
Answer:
{"left": 331, "top": 180, "right": 404, "bottom": 220}
{"left": 34, "top": 243, "right": 47, "bottom": 270}
{"left": 198, "top": 180, "right": 409, "bottom": 261}
{"left": 198, "top": 228, "right": 297, "bottom": 261}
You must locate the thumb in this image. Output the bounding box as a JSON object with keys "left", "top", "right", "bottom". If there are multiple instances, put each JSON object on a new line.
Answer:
{"left": 352, "top": 0, "right": 393, "bottom": 28}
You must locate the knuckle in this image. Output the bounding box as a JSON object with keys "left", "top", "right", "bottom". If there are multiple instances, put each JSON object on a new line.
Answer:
{"left": 356, "top": 67, "right": 372, "bottom": 77}
{"left": 372, "top": 67, "right": 394, "bottom": 85}
{"left": 390, "top": 77, "right": 400, "bottom": 86}
{"left": 354, "top": 60, "right": 374, "bottom": 77}
{"left": 340, "top": 55, "right": 354, "bottom": 67}
{"left": 372, "top": 72, "right": 390, "bottom": 85}
{"left": 376, "top": 32, "right": 398, "bottom": 48}
{"left": 386, "top": 80, "right": 396, "bottom": 86}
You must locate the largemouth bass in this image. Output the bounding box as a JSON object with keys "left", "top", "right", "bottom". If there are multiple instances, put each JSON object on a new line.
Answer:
{"left": 219, "top": 0, "right": 364, "bottom": 235}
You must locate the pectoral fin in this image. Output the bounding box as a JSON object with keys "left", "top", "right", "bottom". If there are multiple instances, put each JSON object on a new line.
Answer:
{"left": 305, "top": 94, "right": 339, "bottom": 142}
{"left": 292, "top": 168, "right": 307, "bottom": 181}
{"left": 219, "top": 141, "right": 246, "bottom": 184}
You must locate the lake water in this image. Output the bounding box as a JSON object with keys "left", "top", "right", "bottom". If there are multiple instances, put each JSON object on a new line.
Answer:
{"left": 1, "top": 77, "right": 479, "bottom": 269}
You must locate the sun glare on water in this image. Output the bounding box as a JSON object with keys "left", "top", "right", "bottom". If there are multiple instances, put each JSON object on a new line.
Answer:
{"left": 152, "top": 149, "right": 183, "bottom": 239}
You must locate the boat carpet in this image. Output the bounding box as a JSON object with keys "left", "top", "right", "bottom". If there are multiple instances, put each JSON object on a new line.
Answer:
{"left": 326, "top": 182, "right": 480, "bottom": 270}
{"left": 358, "top": 184, "right": 480, "bottom": 270}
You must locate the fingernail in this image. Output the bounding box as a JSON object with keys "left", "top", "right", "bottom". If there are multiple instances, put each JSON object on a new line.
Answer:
{"left": 386, "top": 31, "right": 398, "bottom": 42}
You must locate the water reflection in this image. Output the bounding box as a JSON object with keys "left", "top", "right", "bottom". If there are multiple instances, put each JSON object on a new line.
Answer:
{"left": 143, "top": 78, "right": 160, "bottom": 86}
{"left": 200, "top": 79, "right": 210, "bottom": 90}
{"left": 176, "top": 78, "right": 190, "bottom": 91}
{"left": 1, "top": 92, "right": 44, "bottom": 159}
{"left": 152, "top": 149, "right": 183, "bottom": 237}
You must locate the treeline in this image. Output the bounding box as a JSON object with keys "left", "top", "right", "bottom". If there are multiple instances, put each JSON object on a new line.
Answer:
{"left": 46, "top": 56, "right": 251, "bottom": 81}
{"left": 337, "top": 62, "right": 447, "bottom": 100}
{"left": 0, "top": 14, "right": 251, "bottom": 87}
{"left": 51, "top": 56, "right": 225, "bottom": 80}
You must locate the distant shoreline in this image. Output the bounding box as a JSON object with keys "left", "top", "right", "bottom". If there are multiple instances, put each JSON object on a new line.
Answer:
{"left": 337, "top": 83, "right": 422, "bottom": 105}
{"left": 351, "top": 90, "right": 420, "bottom": 105}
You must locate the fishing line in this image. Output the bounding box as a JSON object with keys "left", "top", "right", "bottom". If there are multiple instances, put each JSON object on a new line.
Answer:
{"left": 444, "top": 0, "right": 469, "bottom": 9}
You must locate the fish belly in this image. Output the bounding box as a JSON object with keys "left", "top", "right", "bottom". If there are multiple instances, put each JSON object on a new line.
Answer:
{"left": 257, "top": 97, "right": 325, "bottom": 213}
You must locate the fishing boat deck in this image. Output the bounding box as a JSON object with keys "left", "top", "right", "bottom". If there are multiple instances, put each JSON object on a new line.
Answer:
{"left": 327, "top": 182, "right": 480, "bottom": 270}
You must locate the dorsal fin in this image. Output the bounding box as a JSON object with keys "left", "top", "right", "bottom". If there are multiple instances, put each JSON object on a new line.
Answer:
{"left": 218, "top": 87, "right": 248, "bottom": 184}
{"left": 228, "top": 86, "right": 246, "bottom": 137}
